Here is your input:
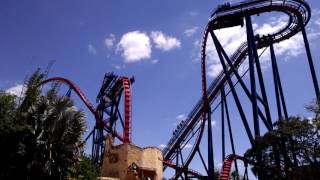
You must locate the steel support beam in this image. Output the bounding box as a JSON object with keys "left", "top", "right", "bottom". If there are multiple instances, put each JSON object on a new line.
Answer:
{"left": 92, "top": 127, "right": 96, "bottom": 162}
{"left": 210, "top": 30, "right": 254, "bottom": 144}
{"left": 245, "top": 15, "right": 260, "bottom": 137}
{"left": 210, "top": 29, "right": 272, "bottom": 130}
{"left": 277, "top": 70, "right": 289, "bottom": 120}
{"left": 197, "top": 149, "right": 209, "bottom": 174}
{"left": 221, "top": 90, "right": 226, "bottom": 162}
{"left": 222, "top": 88, "right": 239, "bottom": 173}
{"left": 175, "top": 148, "right": 179, "bottom": 175}
{"left": 99, "top": 128, "right": 104, "bottom": 163}
{"left": 270, "top": 38, "right": 298, "bottom": 167}
{"left": 207, "top": 107, "right": 215, "bottom": 179}
{"left": 299, "top": 16, "right": 320, "bottom": 99}
{"left": 246, "top": 15, "right": 266, "bottom": 179}
{"left": 270, "top": 41, "right": 288, "bottom": 120}
{"left": 248, "top": 31, "right": 273, "bottom": 127}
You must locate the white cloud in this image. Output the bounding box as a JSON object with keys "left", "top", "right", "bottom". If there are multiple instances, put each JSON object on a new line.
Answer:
{"left": 313, "top": 9, "right": 320, "bottom": 16}
{"left": 158, "top": 144, "right": 167, "bottom": 149}
{"left": 191, "top": 40, "right": 201, "bottom": 63}
{"left": 150, "top": 59, "right": 159, "bottom": 64}
{"left": 173, "top": 114, "right": 187, "bottom": 126}
{"left": 208, "top": 64, "right": 223, "bottom": 78}
{"left": 5, "top": 84, "right": 25, "bottom": 97}
{"left": 176, "top": 114, "right": 187, "bottom": 121}
{"left": 109, "top": 30, "right": 182, "bottom": 62}
{"left": 88, "top": 44, "right": 97, "bottom": 55}
{"left": 151, "top": 31, "right": 181, "bottom": 51}
{"left": 274, "top": 34, "right": 304, "bottom": 58}
{"left": 184, "top": 26, "right": 199, "bottom": 37}
{"left": 212, "top": 120, "right": 216, "bottom": 126}
{"left": 183, "top": 143, "right": 193, "bottom": 149}
{"left": 193, "top": 39, "right": 200, "bottom": 47}
{"left": 205, "top": 120, "right": 217, "bottom": 127}
{"left": 315, "top": 19, "right": 320, "bottom": 26}
{"left": 216, "top": 162, "right": 223, "bottom": 168}
{"left": 111, "top": 64, "right": 124, "bottom": 70}
{"left": 255, "top": 16, "right": 288, "bottom": 35}
{"left": 104, "top": 34, "right": 116, "bottom": 49}
{"left": 199, "top": 25, "right": 247, "bottom": 78}
{"left": 257, "top": 15, "right": 320, "bottom": 63}
{"left": 188, "top": 11, "right": 199, "bottom": 16}
{"left": 116, "top": 31, "right": 152, "bottom": 63}
{"left": 253, "top": 15, "right": 306, "bottom": 62}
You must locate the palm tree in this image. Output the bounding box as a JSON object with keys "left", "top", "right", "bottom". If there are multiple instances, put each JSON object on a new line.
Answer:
{"left": 0, "top": 69, "right": 87, "bottom": 179}
{"left": 26, "top": 88, "right": 86, "bottom": 179}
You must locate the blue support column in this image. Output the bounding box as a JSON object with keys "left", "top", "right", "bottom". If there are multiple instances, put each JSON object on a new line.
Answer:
{"left": 299, "top": 16, "right": 320, "bottom": 99}
{"left": 210, "top": 30, "right": 254, "bottom": 144}
{"left": 207, "top": 107, "right": 215, "bottom": 179}
{"left": 270, "top": 41, "right": 283, "bottom": 120}
{"left": 245, "top": 15, "right": 260, "bottom": 137}
{"left": 221, "top": 88, "right": 239, "bottom": 173}
{"left": 221, "top": 90, "right": 226, "bottom": 162}
{"left": 175, "top": 148, "right": 179, "bottom": 175}
{"left": 210, "top": 28, "right": 272, "bottom": 130}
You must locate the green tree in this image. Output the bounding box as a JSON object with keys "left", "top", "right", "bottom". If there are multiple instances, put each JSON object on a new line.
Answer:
{"left": 214, "top": 168, "right": 220, "bottom": 180}
{"left": 67, "top": 154, "right": 99, "bottom": 180}
{"left": 0, "top": 69, "right": 87, "bottom": 179}
{"left": 244, "top": 100, "right": 320, "bottom": 180}
{"left": 0, "top": 92, "right": 31, "bottom": 178}
{"left": 230, "top": 170, "right": 241, "bottom": 180}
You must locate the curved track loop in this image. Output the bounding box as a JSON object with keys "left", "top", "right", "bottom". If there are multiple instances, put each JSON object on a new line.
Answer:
{"left": 202, "top": 0, "right": 310, "bottom": 107}
{"left": 163, "top": 0, "right": 311, "bottom": 177}
{"left": 40, "top": 77, "right": 133, "bottom": 142}
{"left": 41, "top": 77, "right": 96, "bottom": 116}
{"left": 219, "top": 154, "right": 249, "bottom": 180}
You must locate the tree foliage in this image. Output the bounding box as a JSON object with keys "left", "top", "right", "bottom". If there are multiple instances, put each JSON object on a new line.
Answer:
{"left": 67, "top": 154, "right": 100, "bottom": 180}
{"left": 0, "top": 69, "right": 88, "bottom": 179}
{"left": 245, "top": 100, "right": 320, "bottom": 179}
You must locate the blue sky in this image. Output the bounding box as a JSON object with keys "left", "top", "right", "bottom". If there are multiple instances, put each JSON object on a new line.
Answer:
{"left": 1, "top": 0, "right": 320, "bottom": 178}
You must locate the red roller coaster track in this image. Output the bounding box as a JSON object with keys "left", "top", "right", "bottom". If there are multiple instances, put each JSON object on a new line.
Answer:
{"left": 121, "top": 77, "right": 132, "bottom": 143}
{"left": 40, "top": 76, "right": 133, "bottom": 143}
{"left": 162, "top": 0, "right": 312, "bottom": 178}
{"left": 37, "top": 0, "right": 317, "bottom": 178}
{"left": 219, "top": 154, "right": 249, "bottom": 180}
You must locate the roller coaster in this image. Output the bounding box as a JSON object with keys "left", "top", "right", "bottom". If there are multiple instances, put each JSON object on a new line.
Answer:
{"left": 39, "top": 0, "right": 319, "bottom": 179}
{"left": 41, "top": 73, "right": 134, "bottom": 164}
